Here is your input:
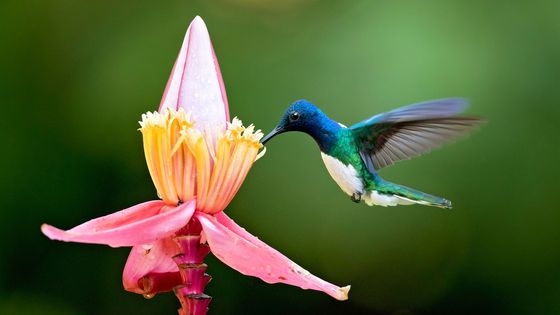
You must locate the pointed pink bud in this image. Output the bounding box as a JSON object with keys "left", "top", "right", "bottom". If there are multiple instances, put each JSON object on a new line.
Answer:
{"left": 159, "top": 16, "right": 230, "bottom": 129}
{"left": 122, "top": 238, "right": 181, "bottom": 294}
{"left": 41, "top": 200, "right": 196, "bottom": 248}
{"left": 197, "top": 212, "right": 351, "bottom": 301}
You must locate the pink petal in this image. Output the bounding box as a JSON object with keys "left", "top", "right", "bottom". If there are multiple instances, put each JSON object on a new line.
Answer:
{"left": 159, "top": 16, "right": 230, "bottom": 128}
{"left": 197, "top": 212, "right": 350, "bottom": 300}
{"left": 41, "top": 200, "right": 196, "bottom": 248}
{"left": 122, "top": 238, "right": 181, "bottom": 294}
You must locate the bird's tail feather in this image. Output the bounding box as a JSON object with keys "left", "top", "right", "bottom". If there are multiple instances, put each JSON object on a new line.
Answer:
{"left": 364, "top": 180, "right": 452, "bottom": 209}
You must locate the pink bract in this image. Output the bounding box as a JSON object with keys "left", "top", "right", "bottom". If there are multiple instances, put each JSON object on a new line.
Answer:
{"left": 159, "top": 16, "right": 230, "bottom": 130}
{"left": 41, "top": 200, "right": 195, "bottom": 248}
{"left": 198, "top": 212, "right": 350, "bottom": 300}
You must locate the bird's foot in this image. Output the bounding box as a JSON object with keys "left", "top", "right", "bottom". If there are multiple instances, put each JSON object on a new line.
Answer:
{"left": 351, "top": 192, "right": 362, "bottom": 203}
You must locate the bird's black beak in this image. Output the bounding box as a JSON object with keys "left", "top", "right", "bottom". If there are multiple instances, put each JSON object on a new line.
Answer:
{"left": 260, "top": 127, "right": 284, "bottom": 145}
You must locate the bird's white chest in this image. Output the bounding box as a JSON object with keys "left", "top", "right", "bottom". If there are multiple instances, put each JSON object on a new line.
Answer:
{"left": 320, "top": 153, "right": 363, "bottom": 196}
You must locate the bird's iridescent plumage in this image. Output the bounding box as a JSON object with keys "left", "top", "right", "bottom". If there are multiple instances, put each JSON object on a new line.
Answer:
{"left": 262, "top": 99, "right": 482, "bottom": 208}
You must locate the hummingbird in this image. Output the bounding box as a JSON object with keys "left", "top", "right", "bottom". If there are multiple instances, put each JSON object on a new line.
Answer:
{"left": 260, "top": 98, "right": 481, "bottom": 209}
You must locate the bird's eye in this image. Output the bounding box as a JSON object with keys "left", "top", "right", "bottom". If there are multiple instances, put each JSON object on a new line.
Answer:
{"left": 289, "top": 111, "right": 300, "bottom": 122}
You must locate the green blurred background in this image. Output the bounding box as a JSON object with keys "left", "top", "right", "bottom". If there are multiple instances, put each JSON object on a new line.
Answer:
{"left": 1, "top": 0, "right": 559, "bottom": 314}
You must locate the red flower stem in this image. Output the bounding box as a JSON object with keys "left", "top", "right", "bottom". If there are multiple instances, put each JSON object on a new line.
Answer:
{"left": 172, "top": 217, "right": 212, "bottom": 315}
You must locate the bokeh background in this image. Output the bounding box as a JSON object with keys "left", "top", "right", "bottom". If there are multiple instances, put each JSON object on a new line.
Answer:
{"left": 1, "top": 0, "right": 560, "bottom": 314}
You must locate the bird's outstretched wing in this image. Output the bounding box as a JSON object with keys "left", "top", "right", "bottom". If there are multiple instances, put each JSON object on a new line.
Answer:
{"left": 350, "top": 98, "right": 482, "bottom": 171}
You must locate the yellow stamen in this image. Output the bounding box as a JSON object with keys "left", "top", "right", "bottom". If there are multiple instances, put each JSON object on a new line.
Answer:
{"left": 139, "top": 109, "right": 264, "bottom": 213}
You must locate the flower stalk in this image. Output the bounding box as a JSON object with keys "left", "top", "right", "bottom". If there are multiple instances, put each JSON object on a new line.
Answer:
{"left": 172, "top": 218, "right": 212, "bottom": 315}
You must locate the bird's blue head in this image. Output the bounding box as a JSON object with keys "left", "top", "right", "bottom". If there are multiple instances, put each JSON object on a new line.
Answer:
{"left": 261, "top": 100, "right": 341, "bottom": 150}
